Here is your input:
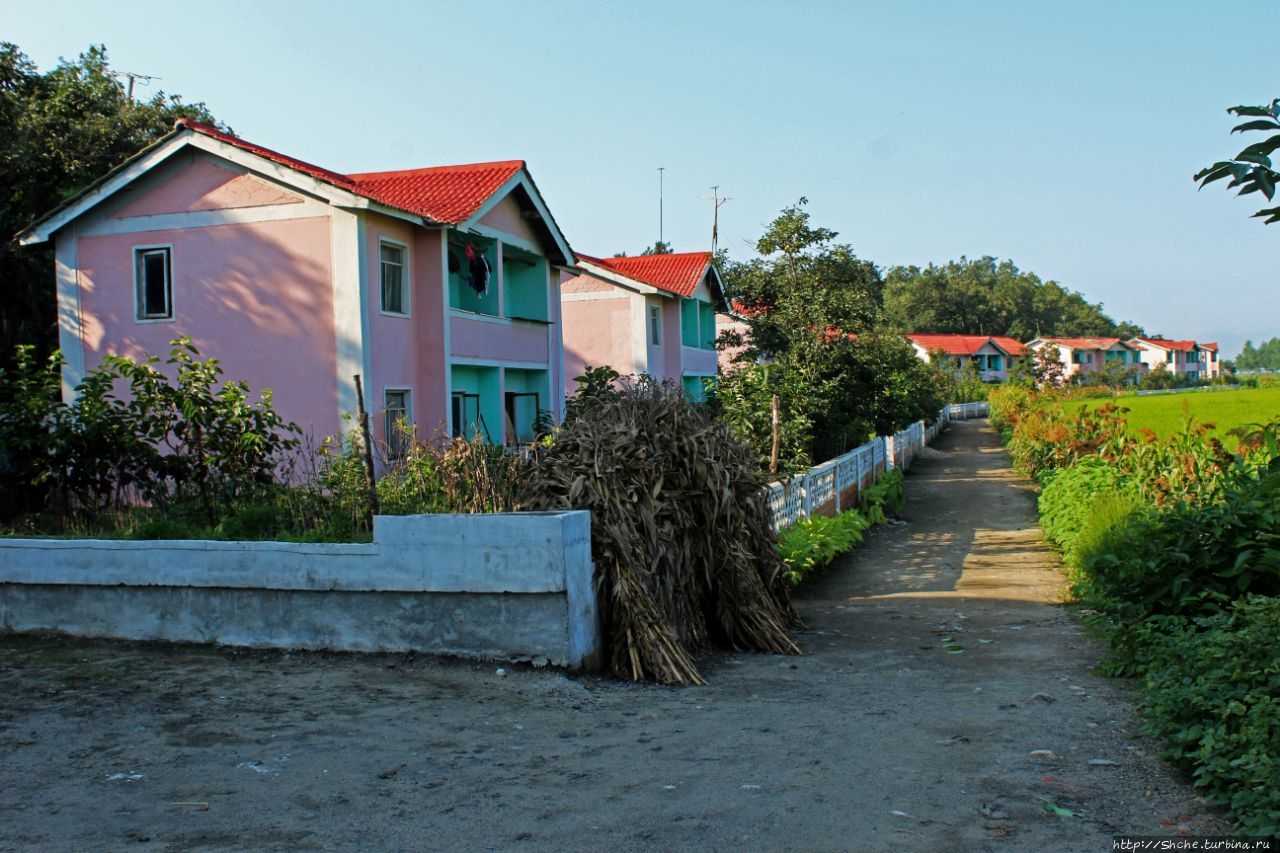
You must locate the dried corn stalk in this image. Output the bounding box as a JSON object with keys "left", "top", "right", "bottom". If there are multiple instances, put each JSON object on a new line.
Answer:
{"left": 521, "top": 376, "right": 798, "bottom": 685}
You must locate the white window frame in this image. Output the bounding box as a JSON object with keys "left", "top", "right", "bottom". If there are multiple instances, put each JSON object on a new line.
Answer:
{"left": 383, "top": 388, "right": 412, "bottom": 458}
{"left": 132, "top": 244, "right": 175, "bottom": 323}
{"left": 378, "top": 238, "right": 410, "bottom": 318}
{"left": 648, "top": 304, "right": 662, "bottom": 346}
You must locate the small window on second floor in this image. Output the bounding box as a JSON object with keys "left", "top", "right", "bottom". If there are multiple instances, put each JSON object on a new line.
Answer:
{"left": 135, "top": 247, "right": 172, "bottom": 321}
{"left": 380, "top": 242, "right": 407, "bottom": 315}
{"left": 649, "top": 305, "right": 662, "bottom": 346}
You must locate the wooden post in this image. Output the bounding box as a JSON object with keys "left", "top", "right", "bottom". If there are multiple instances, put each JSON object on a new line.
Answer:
{"left": 770, "top": 394, "right": 780, "bottom": 475}
{"left": 354, "top": 374, "right": 379, "bottom": 527}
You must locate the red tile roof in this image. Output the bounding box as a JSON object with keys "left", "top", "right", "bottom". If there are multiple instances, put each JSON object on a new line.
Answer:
{"left": 578, "top": 252, "right": 712, "bottom": 297}
{"left": 348, "top": 163, "right": 523, "bottom": 224}
{"left": 1037, "top": 337, "right": 1129, "bottom": 350}
{"left": 1199, "top": 341, "right": 1219, "bottom": 351}
{"left": 906, "top": 334, "right": 998, "bottom": 356}
{"left": 177, "top": 119, "right": 522, "bottom": 225}
{"left": 1134, "top": 337, "right": 1198, "bottom": 352}
{"left": 990, "top": 336, "right": 1029, "bottom": 356}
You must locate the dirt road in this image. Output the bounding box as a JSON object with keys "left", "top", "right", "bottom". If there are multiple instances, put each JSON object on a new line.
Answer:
{"left": 0, "top": 419, "right": 1225, "bottom": 851}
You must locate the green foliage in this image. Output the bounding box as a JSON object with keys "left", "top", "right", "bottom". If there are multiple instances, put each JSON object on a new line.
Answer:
{"left": 1, "top": 42, "right": 219, "bottom": 363}
{"left": 1038, "top": 456, "right": 1141, "bottom": 569}
{"left": 1235, "top": 337, "right": 1280, "bottom": 371}
{"left": 777, "top": 510, "right": 869, "bottom": 585}
{"left": 712, "top": 363, "right": 813, "bottom": 473}
{"left": 1134, "top": 598, "right": 1280, "bottom": 836}
{"left": 883, "top": 256, "right": 1142, "bottom": 340}
{"left": 777, "top": 467, "right": 906, "bottom": 585}
{"left": 1194, "top": 99, "right": 1280, "bottom": 224}
{"left": 1007, "top": 383, "right": 1280, "bottom": 832}
{"left": 0, "top": 339, "right": 298, "bottom": 523}
{"left": 859, "top": 467, "right": 905, "bottom": 524}
{"left": 566, "top": 365, "right": 622, "bottom": 424}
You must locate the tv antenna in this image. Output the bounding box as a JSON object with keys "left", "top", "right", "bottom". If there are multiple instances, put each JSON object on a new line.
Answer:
{"left": 113, "top": 71, "right": 160, "bottom": 100}
{"left": 703, "top": 186, "right": 732, "bottom": 255}
{"left": 657, "top": 167, "right": 666, "bottom": 247}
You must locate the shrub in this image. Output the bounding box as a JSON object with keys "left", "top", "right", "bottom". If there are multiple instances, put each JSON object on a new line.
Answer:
{"left": 778, "top": 510, "right": 870, "bottom": 585}
{"left": 1135, "top": 597, "right": 1280, "bottom": 836}
{"left": 1038, "top": 456, "right": 1141, "bottom": 568}
{"left": 859, "top": 467, "right": 905, "bottom": 524}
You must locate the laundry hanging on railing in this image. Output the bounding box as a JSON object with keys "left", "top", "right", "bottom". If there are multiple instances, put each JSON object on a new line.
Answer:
{"left": 464, "top": 245, "right": 490, "bottom": 297}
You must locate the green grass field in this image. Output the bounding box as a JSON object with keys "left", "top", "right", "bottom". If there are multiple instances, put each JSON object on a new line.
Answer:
{"left": 1080, "top": 384, "right": 1280, "bottom": 438}
{"left": 1081, "top": 386, "right": 1280, "bottom": 440}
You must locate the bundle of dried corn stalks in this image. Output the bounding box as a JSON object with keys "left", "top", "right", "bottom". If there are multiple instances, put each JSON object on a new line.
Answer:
{"left": 521, "top": 376, "right": 799, "bottom": 685}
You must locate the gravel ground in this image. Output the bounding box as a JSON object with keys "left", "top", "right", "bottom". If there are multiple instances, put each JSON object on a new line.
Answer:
{"left": 0, "top": 419, "right": 1229, "bottom": 851}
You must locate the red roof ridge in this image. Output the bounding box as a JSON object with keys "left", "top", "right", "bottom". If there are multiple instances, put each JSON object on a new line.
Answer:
{"left": 347, "top": 160, "right": 526, "bottom": 180}
{"left": 176, "top": 118, "right": 356, "bottom": 187}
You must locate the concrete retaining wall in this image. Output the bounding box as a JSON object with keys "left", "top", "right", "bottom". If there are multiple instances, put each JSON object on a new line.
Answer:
{"left": 0, "top": 511, "right": 600, "bottom": 669}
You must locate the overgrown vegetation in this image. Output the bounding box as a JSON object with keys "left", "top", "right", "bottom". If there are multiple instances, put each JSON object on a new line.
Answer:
{"left": 991, "top": 383, "right": 1280, "bottom": 833}
{"left": 0, "top": 340, "right": 527, "bottom": 540}
{"left": 777, "top": 468, "right": 906, "bottom": 585}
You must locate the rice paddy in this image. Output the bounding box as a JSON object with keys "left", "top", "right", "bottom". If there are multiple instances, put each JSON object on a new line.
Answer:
{"left": 1082, "top": 385, "right": 1280, "bottom": 440}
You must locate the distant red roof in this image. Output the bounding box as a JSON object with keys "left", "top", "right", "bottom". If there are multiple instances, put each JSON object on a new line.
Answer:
{"left": 578, "top": 252, "right": 713, "bottom": 298}
{"left": 1200, "top": 341, "right": 1219, "bottom": 352}
{"left": 1037, "top": 337, "right": 1129, "bottom": 350}
{"left": 906, "top": 334, "right": 998, "bottom": 356}
{"left": 1134, "top": 337, "right": 1198, "bottom": 352}
{"left": 990, "top": 336, "right": 1029, "bottom": 356}
{"left": 177, "top": 119, "right": 522, "bottom": 226}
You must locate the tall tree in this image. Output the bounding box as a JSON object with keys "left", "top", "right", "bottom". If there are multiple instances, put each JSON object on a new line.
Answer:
{"left": 1, "top": 43, "right": 218, "bottom": 364}
{"left": 1194, "top": 99, "right": 1280, "bottom": 224}
{"left": 882, "top": 256, "right": 1142, "bottom": 340}
{"left": 716, "top": 201, "right": 944, "bottom": 465}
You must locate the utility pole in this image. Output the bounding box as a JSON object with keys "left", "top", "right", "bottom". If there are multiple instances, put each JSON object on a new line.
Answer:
{"left": 703, "top": 186, "right": 732, "bottom": 255}
{"left": 657, "top": 167, "right": 665, "bottom": 248}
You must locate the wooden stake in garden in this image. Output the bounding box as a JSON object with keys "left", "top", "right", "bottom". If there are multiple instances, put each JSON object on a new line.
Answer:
{"left": 770, "top": 394, "right": 781, "bottom": 475}
{"left": 354, "top": 374, "right": 380, "bottom": 525}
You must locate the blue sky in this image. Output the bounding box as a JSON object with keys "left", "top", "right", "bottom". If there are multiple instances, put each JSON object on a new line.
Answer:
{"left": 6, "top": 0, "right": 1276, "bottom": 356}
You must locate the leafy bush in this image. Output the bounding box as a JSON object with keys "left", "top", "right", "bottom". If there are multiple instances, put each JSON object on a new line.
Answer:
{"left": 1134, "top": 598, "right": 1280, "bottom": 837}
{"left": 778, "top": 468, "right": 906, "bottom": 585}
{"left": 1038, "top": 456, "right": 1141, "bottom": 568}
{"left": 778, "top": 510, "right": 870, "bottom": 585}
{"left": 859, "top": 467, "right": 905, "bottom": 524}
{"left": 1077, "top": 461, "right": 1280, "bottom": 623}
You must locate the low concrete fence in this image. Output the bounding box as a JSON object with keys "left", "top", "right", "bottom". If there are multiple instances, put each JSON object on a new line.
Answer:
{"left": 0, "top": 511, "right": 600, "bottom": 669}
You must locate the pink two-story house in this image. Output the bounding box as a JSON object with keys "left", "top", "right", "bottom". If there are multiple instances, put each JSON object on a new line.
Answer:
{"left": 905, "top": 334, "right": 1020, "bottom": 382}
{"left": 1027, "top": 337, "right": 1145, "bottom": 381}
{"left": 18, "top": 120, "right": 576, "bottom": 452}
{"left": 1130, "top": 338, "right": 1208, "bottom": 381}
{"left": 560, "top": 252, "right": 722, "bottom": 401}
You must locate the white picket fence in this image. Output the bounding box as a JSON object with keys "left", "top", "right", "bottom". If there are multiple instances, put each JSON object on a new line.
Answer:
{"left": 767, "top": 406, "right": 954, "bottom": 531}
{"left": 945, "top": 401, "right": 990, "bottom": 420}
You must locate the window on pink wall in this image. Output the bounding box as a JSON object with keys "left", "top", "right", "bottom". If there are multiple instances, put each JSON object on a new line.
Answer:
{"left": 134, "top": 246, "right": 173, "bottom": 321}
{"left": 384, "top": 389, "right": 410, "bottom": 458}
{"left": 380, "top": 241, "right": 408, "bottom": 316}
{"left": 649, "top": 305, "right": 662, "bottom": 346}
